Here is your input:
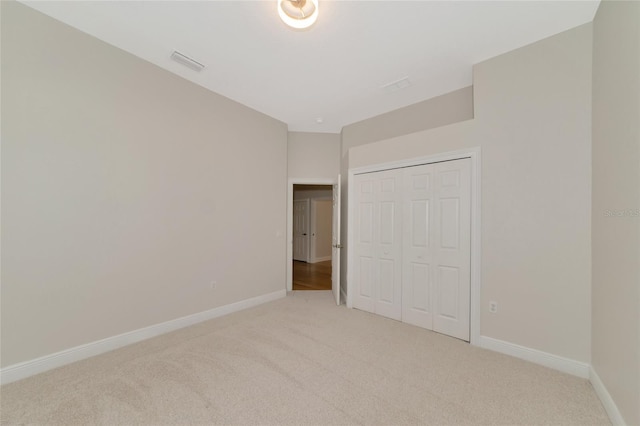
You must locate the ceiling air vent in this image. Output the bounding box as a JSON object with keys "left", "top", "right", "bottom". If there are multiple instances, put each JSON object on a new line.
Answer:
{"left": 170, "top": 51, "right": 205, "bottom": 72}
{"left": 381, "top": 77, "right": 412, "bottom": 92}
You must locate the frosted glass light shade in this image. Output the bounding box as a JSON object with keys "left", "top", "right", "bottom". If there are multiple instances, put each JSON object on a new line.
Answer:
{"left": 278, "top": 0, "right": 318, "bottom": 29}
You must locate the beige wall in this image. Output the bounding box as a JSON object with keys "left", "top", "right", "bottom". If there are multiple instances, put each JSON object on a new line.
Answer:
{"left": 341, "top": 86, "right": 474, "bottom": 155}
{"left": 348, "top": 24, "right": 593, "bottom": 363}
{"left": 1, "top": 2, "right": 288, "bottom": 367}
{"left": 288, "top": 131, "right": 340, "bottom": 180}
{"left": 591, "top": 1, "right": 640, "bottom": 424}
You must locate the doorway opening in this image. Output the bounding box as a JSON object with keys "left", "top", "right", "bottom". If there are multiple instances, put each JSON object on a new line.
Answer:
{"left": 287, "top": 177, "right": 341, "bottom": 305}
{"left": 292, "top": 184, "right": 333, "bottom": 290}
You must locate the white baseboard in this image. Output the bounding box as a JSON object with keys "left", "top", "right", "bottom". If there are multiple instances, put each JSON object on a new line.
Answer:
{"left": 0, "top": 289, "right": 286, "bottom": 385}
{"left": 310, "top": 256, "right": 332, "bottom": 263}
{"left": 589, "top": 366, "right": 627, "bottom": 426}
{"left": 479, "top": 336, "right": 590, "bottom": 378}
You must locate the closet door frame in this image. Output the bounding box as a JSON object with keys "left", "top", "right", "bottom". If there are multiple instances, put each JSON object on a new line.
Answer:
{"left": 347, "top": 147, "right": 482, "bottom": 346}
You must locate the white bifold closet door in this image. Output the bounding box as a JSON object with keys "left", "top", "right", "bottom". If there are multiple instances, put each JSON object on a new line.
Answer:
{"left": 353, "top": 158, "right": 471, "bottom": 341}
{"left": 402, "top": 159, "right": 471, "bottom": 340}
{"left": 352, "top": 168, "right": 403, "bottom": 321}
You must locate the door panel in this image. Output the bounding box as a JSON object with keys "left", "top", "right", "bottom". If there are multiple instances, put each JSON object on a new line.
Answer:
{"left": 373, "top": 170, "right": 402, "bottom": 320}
{"left": 353, "top": 170, "right": 402, "bottom": 319}
{"left": 378, "top": 259, "right": 396, "bottom": 303}
{"left": 439, "top": 198, "right": 460, "bottom": 249}
{"left": 379, "top": 201, "right": 395, "bottom": 245}
{"left": 381, "top": 177, "right": 396, "bottom": 193}
{"left": 408, "top": 262, "right": 430, "bottom": 312}
{"left": 359, "top": 203, "right": 374, "bottom": 243}
{"left": 293, "top": 199, "right": 310, "bottom": 262}
{"left": 359, "top": 257, "right": 374, "bottom": 297}
{"left": 411, "top": 200, "right": 429, "bottom": 247}
{"left": 353, "top": 177, "right": 376, "bottom": 313}
{"left": 331, "top": 176, "right": 341, "bottom": 305}
{"left": 439, "top": 169, "right": 460, "bottom": 188}
{"left": 432, "top": 159, "right": 471, "bottom": 341}
{"left": 402, "top": 165, "right": 435, "bottom": 329}
{"left": 437, "top": 265, "right": 460, "bottom": 319}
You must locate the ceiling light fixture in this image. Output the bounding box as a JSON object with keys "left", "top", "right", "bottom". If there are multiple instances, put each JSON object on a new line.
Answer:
{"left": 278, "top": 0, "right": 318, "bottom": 29}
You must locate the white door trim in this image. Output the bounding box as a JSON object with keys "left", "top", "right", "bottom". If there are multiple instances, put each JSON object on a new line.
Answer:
{"left": 287, "top": 178, "right": 338, "bottom": 291}
{"left": 347, "top": 147, "right": 482, "bottom": 346}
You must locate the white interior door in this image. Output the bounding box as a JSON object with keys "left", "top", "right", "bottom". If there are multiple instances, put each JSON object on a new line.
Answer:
{"left": 353, "top": 174, "right": 376, "bottom": 313}
{"left": 431, "top": 159, "right": 471, "bottom": 341}
{"left": 374, "top": 170, "right": 403, "bottom": 320}
{"left": 293, "top": 199, "right": 310, "bottom": 262}
{"left": 401, "top": 158, "right": 471, "bottom": 340}
{"left": 402, "top": 165, "right": 435, "bottom": 329}
{"left": 353, "top": 169, "right": 402, "bottom": 320}
{"left": 353, "top": 158, "right": 471, "bottom": 341}
{"left": 331, "top": 176, "right": 341, "bottom": 305}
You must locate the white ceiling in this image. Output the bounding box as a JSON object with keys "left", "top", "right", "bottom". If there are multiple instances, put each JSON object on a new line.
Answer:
{"left": 22, "top": 1, "right": 600, "bottom": 133}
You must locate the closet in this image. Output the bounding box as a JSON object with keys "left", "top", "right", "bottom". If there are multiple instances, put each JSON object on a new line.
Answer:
{"left": 352, "top": 158, "right": 471, "bottom": 341}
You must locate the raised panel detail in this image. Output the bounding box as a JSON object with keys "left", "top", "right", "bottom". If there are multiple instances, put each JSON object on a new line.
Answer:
{"left": 440, "top": 170, "right": 460, "bottom": 188}
{"left": 378, "top": 259, "right": 395, "bottom": 303}
{"left": 361, "top": 181, "right": 374, "bottom": 194}
{"left": 410, "top": 263, "right": 430, "bottom": 312}
{"left": 440, "top": 198, "right": 459, "bottom": 249}
{"left": 412, "top": 173, "right": 430, "bottom": 190}
{"left": 438, "top": 266, "right": 459, "bottom": 319}
{"left": 411, "top": 200, "right": 429, "bottom": 248}
{"left": 359, "top": 202, "right": 373, "bottom": 243}
{"left": 381, "top": 178, "right": 395, "bottom": 193}
{"left": 380, "top": 201, "right": 395, "bottom": 245}
{"left": 359, "top": 257, "right": 373, "bottom": 297}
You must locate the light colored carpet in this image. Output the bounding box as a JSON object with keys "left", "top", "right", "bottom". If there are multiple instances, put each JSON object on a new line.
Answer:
{"left": 1, "top": 291, "right": 609, "bottom": 425}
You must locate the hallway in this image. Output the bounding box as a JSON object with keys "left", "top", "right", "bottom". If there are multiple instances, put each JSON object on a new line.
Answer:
{"left": 292, "top": 260, "right": 332, "bottom": 290}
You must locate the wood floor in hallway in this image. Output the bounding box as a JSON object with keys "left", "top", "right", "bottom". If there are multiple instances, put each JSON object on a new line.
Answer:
{"left": 292, "top": 260, "right": 332, "bottom": 290}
